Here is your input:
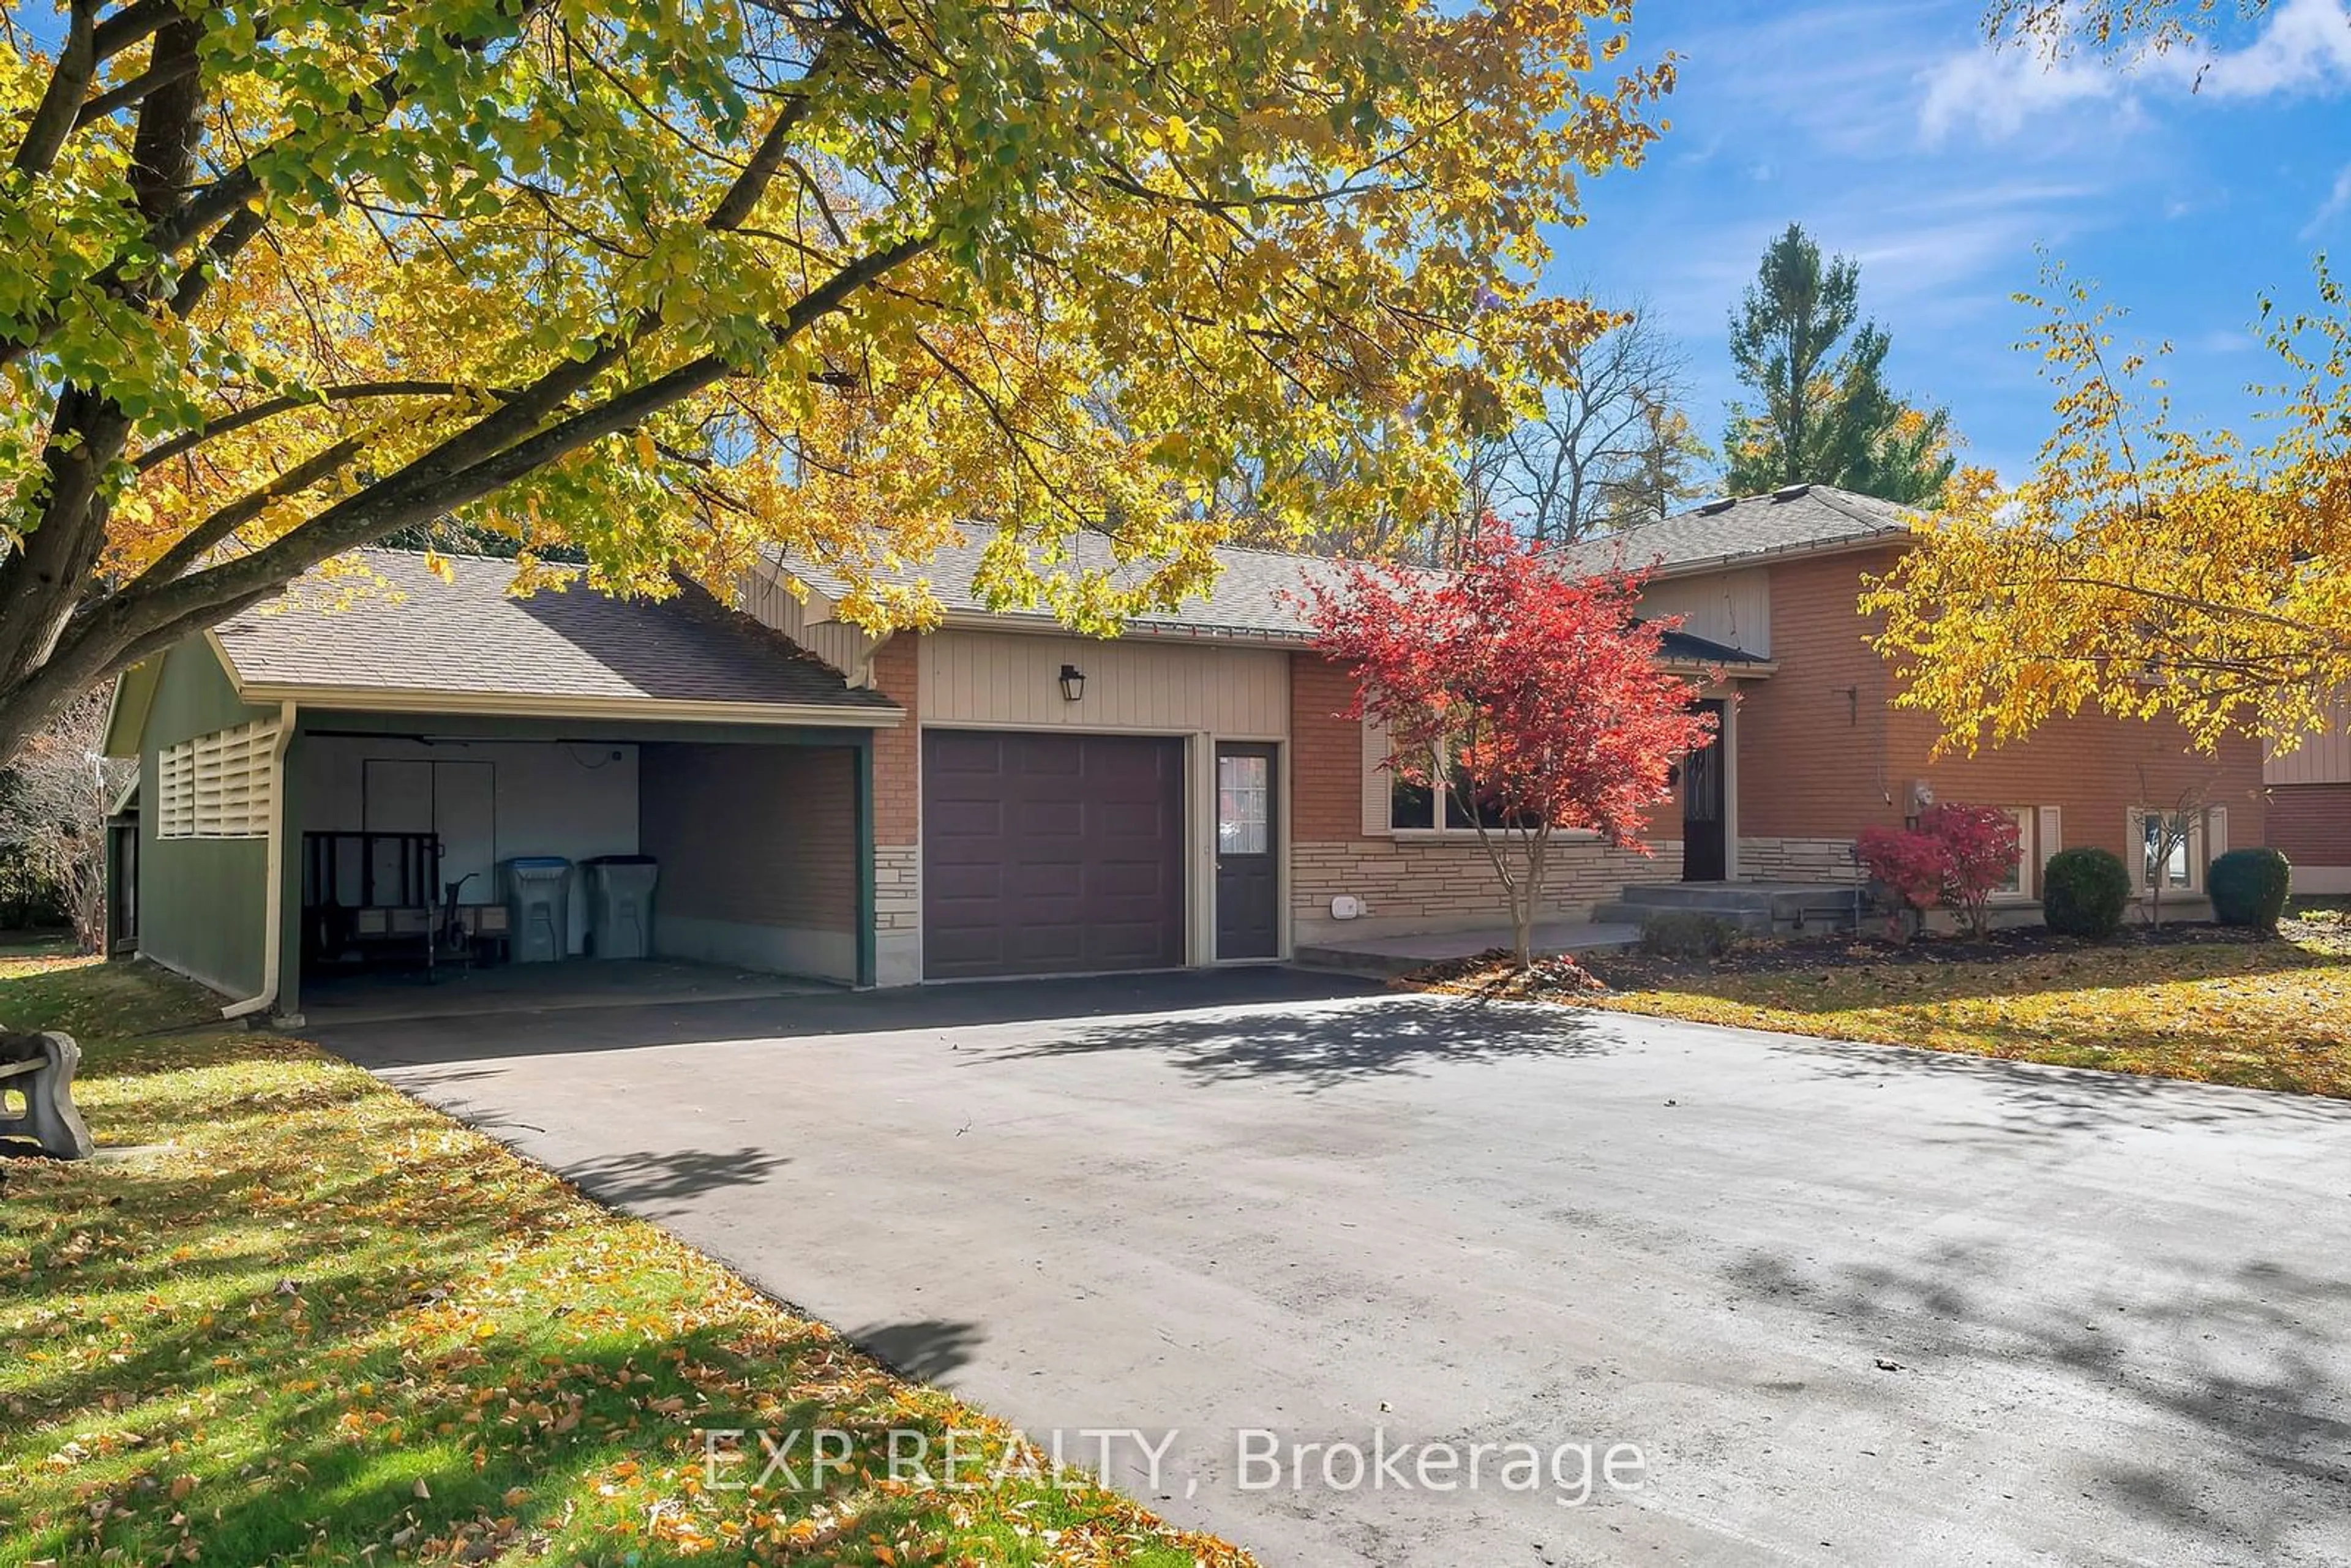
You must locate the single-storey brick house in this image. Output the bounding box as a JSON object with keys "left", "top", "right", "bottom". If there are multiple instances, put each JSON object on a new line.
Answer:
{"left": 104, "top": 483, "right": 2273, "bottom": 1016}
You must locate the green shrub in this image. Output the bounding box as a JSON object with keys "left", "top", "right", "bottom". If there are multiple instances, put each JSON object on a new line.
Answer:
{"left": 2042, "top": 846, "right": 2131, "bottom": 939}
{"left": 2208, "top": 847, "right": 2292, "bottom": 931}
{"left": 1640, "top": 910, "right": 1739, "bottom": 961}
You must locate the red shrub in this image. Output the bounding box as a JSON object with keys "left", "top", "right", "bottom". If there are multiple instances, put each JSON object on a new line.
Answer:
{"left": 1857, "top": 803, "right": 2023, "bottom": 940}
{"left": 1857, "top": 825, "right": 1946, "bottom": 939}
{"left": 1921, "top": 803, "right": 2023, "bottom": 939}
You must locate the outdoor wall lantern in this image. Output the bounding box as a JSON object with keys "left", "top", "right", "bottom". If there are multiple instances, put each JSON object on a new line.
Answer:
{"left": 1059, "top": 664, "right": 1086, "bottom": 702}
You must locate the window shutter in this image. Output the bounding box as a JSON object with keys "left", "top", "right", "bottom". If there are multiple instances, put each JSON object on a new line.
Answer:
{"left": 2206, "top": 805, "right": 2227, "bottom": 863}
{"left": 2036, "top": 806, "right": 2061, "bottom": 895}
{"left": 2126, "top": 808, "right": 2146, "bottom": 891}
{"left": 1360, "top": 713, "right": 1392, "bottom": 838}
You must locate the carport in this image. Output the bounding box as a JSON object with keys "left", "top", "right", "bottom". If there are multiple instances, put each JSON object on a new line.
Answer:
{"left": 105, "top": 550, "right": 901, "bottom": 1022}
{"left": 283, "top": 709, "right": 883, "bottom": 1018}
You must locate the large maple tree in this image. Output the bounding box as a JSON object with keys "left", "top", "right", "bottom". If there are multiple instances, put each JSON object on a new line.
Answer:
{"left": 1869, "top": 1, "right": 2349, "bottom": 757}
{"left": 0, "top": 0, "right": 1670, "bottom": 760}
{"left": 1864, "top": 263, "right": 2351, "bottom": 756}
{"left": 1302, "top": 520, "right": 1711, "bottom": 969}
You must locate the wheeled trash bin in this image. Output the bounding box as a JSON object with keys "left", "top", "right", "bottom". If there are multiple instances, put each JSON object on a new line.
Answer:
{"left": 502, "top": 857, "right": 571, "bottom": 963}
{"left": 584, "top": 855, "right": 658, "bottom": 959}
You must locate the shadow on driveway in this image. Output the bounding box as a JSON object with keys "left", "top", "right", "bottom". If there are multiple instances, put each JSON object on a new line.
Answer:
{"left": 317, "top": 966, "right": 1386, "bottom": 1068}
{"left": 979, "top": 993, "right": 1611, "bottom": 1091}
{"left": 1725, "top": 1238, "right": 2351, "bottom": 1552}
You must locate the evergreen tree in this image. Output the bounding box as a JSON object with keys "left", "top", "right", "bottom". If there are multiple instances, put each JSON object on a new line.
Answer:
{"left": 1723, "top": 224, "right": 1956, "bottom": 505}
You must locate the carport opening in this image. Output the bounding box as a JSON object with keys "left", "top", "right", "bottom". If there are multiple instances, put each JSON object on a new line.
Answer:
{"left": 296, "top": 730, "right": 864, "bottom": 1013}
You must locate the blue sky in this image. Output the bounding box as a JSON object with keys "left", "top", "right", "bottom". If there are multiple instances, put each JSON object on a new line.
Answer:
{"left": 1558, "top": 0, "right": 2351, "bottom": 484}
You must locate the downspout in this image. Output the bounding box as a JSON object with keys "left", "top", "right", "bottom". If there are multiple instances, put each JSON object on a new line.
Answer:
{"left": 222, "top": 700, "right": 297, "bottom": 1021}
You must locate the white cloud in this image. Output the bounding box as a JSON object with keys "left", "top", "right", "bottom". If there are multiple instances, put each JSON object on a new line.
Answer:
{"left": 1918, "top": 47, "right": 2132, "bottom": 144}
{"left": 2195, "top": 0, "right": 2351, "bottom": 98}
{"left": 2305, "top": 162, "right": 2351, "bottom": 237}
{"left": 1916, "top": 0, "right": 2351, "bottom": 142}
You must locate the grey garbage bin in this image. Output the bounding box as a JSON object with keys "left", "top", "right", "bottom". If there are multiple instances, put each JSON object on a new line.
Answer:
{"left": 584, "top": 855, "right": 658, "bottom": 959}
{"left": 503, "top": 857, "right": 571, "bottom": 963}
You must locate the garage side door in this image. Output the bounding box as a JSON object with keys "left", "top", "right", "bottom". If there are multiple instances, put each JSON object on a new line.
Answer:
{"left": 923, "top": 730, "right": 1186, "bottom": 980}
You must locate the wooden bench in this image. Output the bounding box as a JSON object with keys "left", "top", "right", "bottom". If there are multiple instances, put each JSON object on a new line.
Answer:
{"left": 0, "top": 1031, "right": 93, "bottom": 1160}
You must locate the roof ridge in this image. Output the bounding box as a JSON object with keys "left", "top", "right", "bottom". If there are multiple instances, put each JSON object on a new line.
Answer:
{"left": 1801, "top": 485, "right": 1916, "bottom": 531}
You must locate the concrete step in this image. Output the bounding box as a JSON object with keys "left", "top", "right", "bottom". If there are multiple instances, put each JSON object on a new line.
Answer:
{"left": 1605, "top": 882, "right": 1867, "bottom": 937}
{"left": 1592, "top": 900, "right": 1774, "bottom": 933}
{"left": 1614, "top": 882, "right": 1782, "bottom": 912}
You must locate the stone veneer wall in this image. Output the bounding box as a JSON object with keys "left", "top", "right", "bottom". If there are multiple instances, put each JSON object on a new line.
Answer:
{"left": 872, "top": 844, "right": 921, "bottom": 985}
{"left": 1736, "top": 836, "right": 1864, "bottom": 883}
{"left": 1292, "top": 838, "right": 1682, "bottom": 943}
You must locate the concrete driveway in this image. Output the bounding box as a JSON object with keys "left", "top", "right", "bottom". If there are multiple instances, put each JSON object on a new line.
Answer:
{"left": 321, "top": 969, "right": 2351, "bottom": 1568}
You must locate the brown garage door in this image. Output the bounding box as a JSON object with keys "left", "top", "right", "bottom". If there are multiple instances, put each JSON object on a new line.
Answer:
{"left": 923, "top": 730, "right": 1186, "bottom": 980}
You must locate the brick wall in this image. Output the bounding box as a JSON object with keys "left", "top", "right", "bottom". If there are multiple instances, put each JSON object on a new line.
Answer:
{"left": 2268, "top": 782, "right": 2351, "bottom": 867}
{"left": 1291, "top": 652, "right": 1364, "bottom": 844}
{"left": 640, "top": 744, "right": 857, "bottom": 932}
{"left": 1739, "top": 547, "right": 2268, "bottom": 872}
{"left": 870, "top": 632, "right": 920, "bottom": 847}
{"left": 1737, "top": 549, "right": 1907, "bottom": 842}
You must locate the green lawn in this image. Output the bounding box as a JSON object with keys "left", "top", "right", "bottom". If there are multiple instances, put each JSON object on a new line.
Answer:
{"left": 0, "top": 956, "right": 1250, "bottom": 1568}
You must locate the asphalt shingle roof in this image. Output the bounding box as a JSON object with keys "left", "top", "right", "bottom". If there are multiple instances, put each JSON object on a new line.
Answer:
{"left": 1553, "top": 483, "right": 1917, "bottom": 577}
{"left": 1649, "top": 625, "right": 1769, "bottom": 667}
{"left": 778, "top": 535, "right": 1360, "bottom": 642}
{"left": 214, "top": 550, "right": 898, "bottom": 716}
{"left": 776, "top": 531, "right": 1771, "bottom": 662}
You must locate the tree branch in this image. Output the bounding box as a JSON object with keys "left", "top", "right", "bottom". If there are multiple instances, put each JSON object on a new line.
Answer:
{"left": 137, "top": 434, "right": 373, "bottom": 587}
{"left": 71, "top": 45, "right": 203, "bottom": 129}
{"left": 91, "top": 0, "right": 175, "bottom": 62}
{"left": 91, "top": 228, "right": 939, "bottom": 669}
{"left": 10, "top": 0, "right": 97, "bottom": 178}
{"left": 133, "top": 382, "right": 483, "bottom": 471}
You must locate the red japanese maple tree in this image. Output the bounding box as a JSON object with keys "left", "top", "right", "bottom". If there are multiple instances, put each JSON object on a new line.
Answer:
{"left": 1856, "top": 803, "right": 2022, "bottom": 940}
{"left": 1302, "top": 519, "right": 1715, "bottom": 969}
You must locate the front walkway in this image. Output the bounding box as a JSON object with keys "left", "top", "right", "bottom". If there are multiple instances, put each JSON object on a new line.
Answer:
{"left": 318, "top": 977, "right": 2351, "bottom": 1567}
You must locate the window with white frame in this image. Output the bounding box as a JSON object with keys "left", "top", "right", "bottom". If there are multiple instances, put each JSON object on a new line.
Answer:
{"left": 2132, "top": 808, "right": 2205, "bottom": 893}
{"left": 156, "top": 719, "right": 279, "bottom": 839}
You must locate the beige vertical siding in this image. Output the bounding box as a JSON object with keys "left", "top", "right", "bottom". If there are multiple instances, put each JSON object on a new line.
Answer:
{"left": 916, "top": 629, "right": 1290, "bottom": 735}
{"left": 735, "top": 565, "right": 879, "bottom": 681}
{"left": 1635, "top": 569, "right": 1771, "bottom": 658}
{"left": 2265, "top": 693, "right": 2351, "bottom": 786}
